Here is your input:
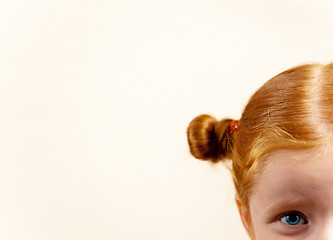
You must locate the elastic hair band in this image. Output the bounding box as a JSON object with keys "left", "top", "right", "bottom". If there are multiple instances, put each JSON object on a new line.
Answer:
{"left": 229, "top": 120, "right": 239, "bottom": 135}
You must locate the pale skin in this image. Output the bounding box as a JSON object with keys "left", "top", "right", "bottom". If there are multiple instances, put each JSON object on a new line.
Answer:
{"left": 237, "top": 145, "right": 333, "bottom": 239}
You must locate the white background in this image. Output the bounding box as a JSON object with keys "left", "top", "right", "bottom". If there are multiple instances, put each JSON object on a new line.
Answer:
{"left": 1, "top": 0, "right": 333, "bottom": 239}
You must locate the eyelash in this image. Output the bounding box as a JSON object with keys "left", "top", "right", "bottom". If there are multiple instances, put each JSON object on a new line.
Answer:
{"left": 277, "top": 211, "right": 308, "bottom": 226}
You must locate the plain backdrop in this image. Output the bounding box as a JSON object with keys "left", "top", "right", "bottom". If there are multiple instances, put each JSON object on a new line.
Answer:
{"left": 1, "top": 0, "right": 333, "bottom": 239}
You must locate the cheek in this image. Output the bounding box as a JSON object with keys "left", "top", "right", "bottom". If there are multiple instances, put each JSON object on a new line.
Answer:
{"left": 238, "top": 198, "right": 271, "bottom": 239}
{"left": 249, "top": 212, "right": 272, "bottom": 239}
{"left": 248, "top": 198, "right": 275, "bottom": 239}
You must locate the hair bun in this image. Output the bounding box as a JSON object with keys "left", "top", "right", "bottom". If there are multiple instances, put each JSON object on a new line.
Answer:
{"left": 187, "top": 114, "right": 234, "bottom": 162}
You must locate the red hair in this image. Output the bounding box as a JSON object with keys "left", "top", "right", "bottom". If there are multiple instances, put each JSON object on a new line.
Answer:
{"left": 187, "top": 63, "right": 333, "bottom": 237}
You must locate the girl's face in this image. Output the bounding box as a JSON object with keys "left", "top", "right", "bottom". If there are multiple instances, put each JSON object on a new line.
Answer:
{"left": 247, "top": 145, "right": 333, "bottom": 239}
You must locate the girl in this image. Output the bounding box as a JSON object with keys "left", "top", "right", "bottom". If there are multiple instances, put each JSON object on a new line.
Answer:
{"left": 187, "top": 63, "right": 333, "bottom": 239}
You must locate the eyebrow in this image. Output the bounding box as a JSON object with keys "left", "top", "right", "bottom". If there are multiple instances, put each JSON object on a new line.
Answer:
{"left": 263, "top": 197, "right": 312, "bottom": 221}
{"left": 265, "top": 198, "right": 309, "bottom": 211}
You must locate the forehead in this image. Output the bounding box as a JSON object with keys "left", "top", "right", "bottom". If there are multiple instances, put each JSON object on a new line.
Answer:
{"left": 250, "top": 146, "right": 333, "bottom": 206}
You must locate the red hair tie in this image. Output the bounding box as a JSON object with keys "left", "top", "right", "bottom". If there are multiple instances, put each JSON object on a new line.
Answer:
{"left": 229, "top": 120, "right": 239, "bottom": 135}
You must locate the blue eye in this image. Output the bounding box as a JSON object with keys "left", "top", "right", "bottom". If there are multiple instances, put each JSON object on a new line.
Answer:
{"left": 280, "top": 212, "right": 307, "bottom": 225}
